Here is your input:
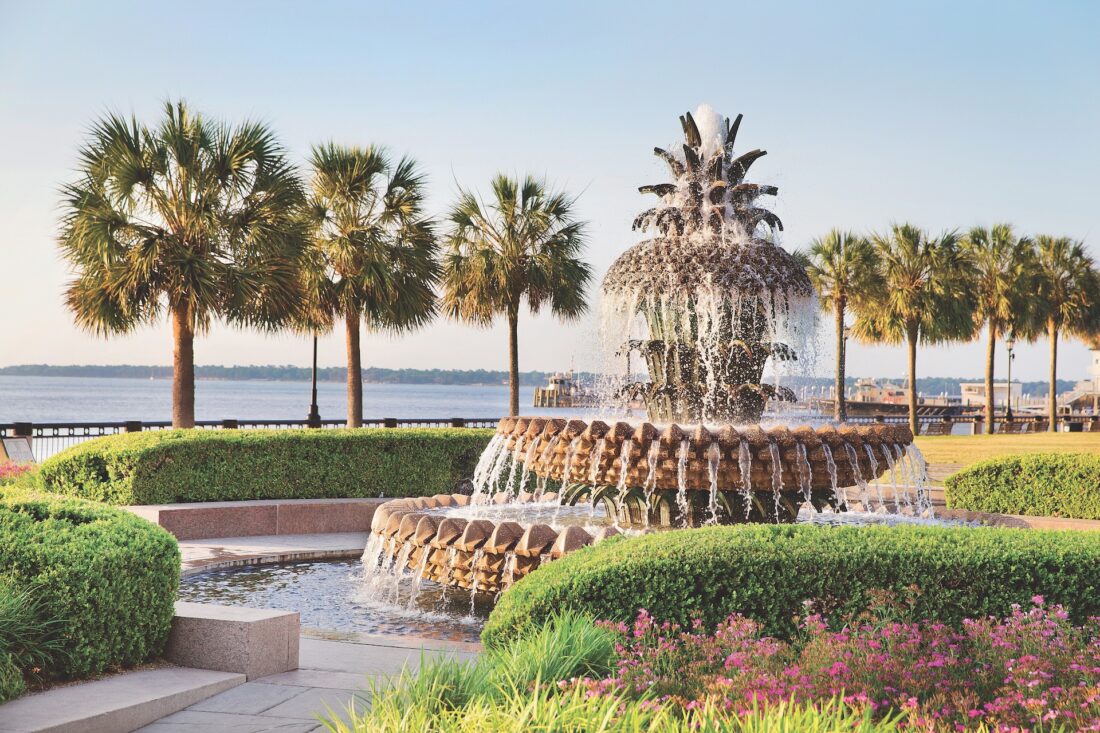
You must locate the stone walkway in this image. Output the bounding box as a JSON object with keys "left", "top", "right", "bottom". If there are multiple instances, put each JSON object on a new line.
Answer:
{"left": 137, "top": 636, "right": 478, "bottom": 732}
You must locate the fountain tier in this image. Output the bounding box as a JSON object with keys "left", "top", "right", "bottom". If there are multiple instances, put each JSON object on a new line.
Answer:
{"left": 601, "top": 106, "right": 815, "bottom": 423}
{"left": 496, "top": 416, "right": 912, "bottom": 495}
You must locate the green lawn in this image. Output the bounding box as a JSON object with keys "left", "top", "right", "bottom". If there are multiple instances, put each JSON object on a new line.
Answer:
{"left": 915, "top": 432, "right": 1100, "bottom": 470}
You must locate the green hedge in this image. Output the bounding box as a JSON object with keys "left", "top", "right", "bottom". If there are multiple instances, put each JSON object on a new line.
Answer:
{"left": 0, "top": 490, "right": 180, "bottom": 679}
{"left": 483, "top": 524, "right": 1100, "bottom": 649}
{"left": 945, "top": 453, "right": 1100, "bottom": 520}
{"left": 38, "top": 428, "right": 494, "bottom": 505}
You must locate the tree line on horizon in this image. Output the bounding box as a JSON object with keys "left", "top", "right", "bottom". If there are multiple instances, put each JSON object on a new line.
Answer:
{"left": 57, "top": 101, "right": 1099, "bottom": 430}
{"left": 0, "top": 364, "right": 1081, "bottom": 398}
{"left": 803, "top": 225, "right": 1100, "bottom": 433}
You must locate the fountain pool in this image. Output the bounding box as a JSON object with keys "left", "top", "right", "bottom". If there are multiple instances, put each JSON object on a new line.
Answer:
{"left": 178, "top": 560, "right": 487, "bottom": 643}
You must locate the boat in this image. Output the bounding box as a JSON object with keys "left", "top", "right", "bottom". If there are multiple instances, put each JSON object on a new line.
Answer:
{"left": 532, "top": 371, "right": 598, "bottom": 408}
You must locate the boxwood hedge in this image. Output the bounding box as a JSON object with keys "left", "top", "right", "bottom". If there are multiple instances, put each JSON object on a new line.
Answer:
{"left": 945, "top": 453, "right": 1100, "bottom": 520}
{"left": 0, "top": 490, "right": 179, "bottom": 680}
{"left": 482, "top": 524, "right": 1100, "bottom": 649}
{"left": 37, "top": 428, "right": 494, "bottom": 505}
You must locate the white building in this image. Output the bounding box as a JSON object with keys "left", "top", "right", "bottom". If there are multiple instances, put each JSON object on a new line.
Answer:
{"left": 960, "top": 382, "right": 1023, "bottom": 408}
{"left": 1065, "top": 341, "right": 1100, "bottom": 414}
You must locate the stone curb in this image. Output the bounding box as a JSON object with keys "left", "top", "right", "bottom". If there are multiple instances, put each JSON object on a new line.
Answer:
{"left": 0, "top": 667, "right": 244, "bottom": 733}
{"left": 127, "top": 498, "right": 388, "bottom": 541}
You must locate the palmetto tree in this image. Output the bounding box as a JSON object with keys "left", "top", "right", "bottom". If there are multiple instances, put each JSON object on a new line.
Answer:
{"left": 804, "top": 230, "right": 881, "bottom": 422}
{"left": 1030, "top": 235, "right": 1099, "bottom": 432}
{"left": 303, "top": 143, "right": 439, "bottom": 427}
{"left": 443, "top": 175, "right": 592, "bottom": 416}
{"left": 59, "top": 101, "right": 307, "bottom": 428}
{"left": 960, "top": 224, "right": 1035, "bottom": 433}
{"left": 852, "top": 224, "right": 974, "bottom": 435}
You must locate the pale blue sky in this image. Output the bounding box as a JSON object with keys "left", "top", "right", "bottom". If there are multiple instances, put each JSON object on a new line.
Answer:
{"left": 1, "top": 1, "right": 1097, "bottom": 383}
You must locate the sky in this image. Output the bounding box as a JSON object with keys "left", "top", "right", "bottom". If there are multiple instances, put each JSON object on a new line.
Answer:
{"left": 0, "top": 0, "right": 1097, "bottom": 383}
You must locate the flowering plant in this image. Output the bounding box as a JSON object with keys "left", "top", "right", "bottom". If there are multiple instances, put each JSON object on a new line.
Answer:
{"left": 566, "top": 598, "right": 1100, "bottom": 731}
{"left": 0, "top": 461, "right": 33, "bottom": 483}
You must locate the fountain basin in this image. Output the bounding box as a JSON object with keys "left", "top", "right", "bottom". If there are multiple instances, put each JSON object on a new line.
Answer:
{"left": 366, "top": 493, "right": 622, "bottom": 596}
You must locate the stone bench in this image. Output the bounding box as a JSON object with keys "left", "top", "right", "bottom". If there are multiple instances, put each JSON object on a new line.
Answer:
{"left": 165, "top": 602, "right": 299, "bottom": 681}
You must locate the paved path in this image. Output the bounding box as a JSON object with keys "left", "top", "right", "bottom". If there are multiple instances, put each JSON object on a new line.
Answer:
{"left": 137, "top": 636, "right": 478, "bottom": 732}
{"left": 165, "top": 532, "right": 478, "bottom": 731}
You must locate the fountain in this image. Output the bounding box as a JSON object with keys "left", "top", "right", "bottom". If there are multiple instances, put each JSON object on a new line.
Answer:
{"left": 363, "top": 106, "right": 932, "bottom": 604}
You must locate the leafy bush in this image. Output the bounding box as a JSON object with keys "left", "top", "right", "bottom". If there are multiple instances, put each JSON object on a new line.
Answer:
{"left": 945, "top": 452, "right": 1100, "bottom": 520}
{"left": 0, "top": 581, "right": 66, "bottom": 701}
{"left": 38, "top": 428, "right": 494, "bottom": 505}
{"left": 483, "top": 524, "right": 1100, "bottom": 648}
{"left": 0, "top": 490, "right": 179, "bottom": 679}
{"left": 325, "top": 612, "right": 898, "bottom": 733}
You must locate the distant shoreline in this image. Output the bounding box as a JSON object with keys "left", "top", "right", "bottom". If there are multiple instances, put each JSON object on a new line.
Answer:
{"left": 0, "top": 364, "right": 578, "bottom": 387}
{"left": 0, "top": 365, "right": 1075, "bottom": 396}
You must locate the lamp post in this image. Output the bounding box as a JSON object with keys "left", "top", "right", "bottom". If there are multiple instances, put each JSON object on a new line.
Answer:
{"left": 1005, "top": 331, "right": 1016, "bottom": 422}
{"left": 307, "top": 335, "right": 322, "bottom": 428}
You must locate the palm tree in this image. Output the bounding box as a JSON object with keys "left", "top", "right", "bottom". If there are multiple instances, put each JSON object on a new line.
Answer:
{"left": 303, "top": 143, "right": 439, "bottom": 427}
{"left": 443, "top": 174, "right": 592, "bottom": 416}
{"left": 59, "top": 101, "right": 307, "bottom": 428}
{"left": 1031, "top": 235, "right": 1099, "bottom": 432}
{"left": 960, "top": 224, "right": 1034, "bottom": 433}
{"left": 803, "top": 230, "right": 880, "bottom": 422}
{"left": 852, "top": 224, "right": 974, "bottom": 435}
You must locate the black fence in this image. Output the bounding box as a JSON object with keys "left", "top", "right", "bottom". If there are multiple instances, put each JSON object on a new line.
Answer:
{"left": 0, "top": 418, "right": 501, "bottom": 461}
{"left": 3, "top": 414, "right": 1095, "bottom": 463}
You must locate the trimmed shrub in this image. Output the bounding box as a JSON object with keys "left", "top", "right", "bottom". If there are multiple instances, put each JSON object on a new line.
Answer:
{"left": 0, "top": 490, "right": 179, "bottom": 679}
{"left": 482, "top": 524, "right": 1100, "bottom": 649}
{"left": 38, "top": 428, "right": 494, "bottom": 505}
{"left": 945, "top": 452, "right": 1100, "bottom": 520}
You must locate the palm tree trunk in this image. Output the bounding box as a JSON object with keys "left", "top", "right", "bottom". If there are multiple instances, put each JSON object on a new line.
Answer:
{"left": 834, "top": 297, "right": 846, "bottom": 422}
{"left": 1048, "top": 318, "right": 1059, "bottom": 433}
{"left": 984, "top": 322, "right": 997, "bottom": 434}
{"left": 171, "top": 305, "right": 195, "bottom": 429}
{"left": 507, "top": 305, "right": 520, "bottom": 417}
{"left": 346, "top": 308, "right": 362, "bottom": 428}
{"left": 906, "top": 321, "right": 919, "bottom": 436}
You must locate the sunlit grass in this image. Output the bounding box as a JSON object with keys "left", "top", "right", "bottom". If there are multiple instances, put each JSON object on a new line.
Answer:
{"left": 915, "top": 432, "right": 1100, "bottom": 468}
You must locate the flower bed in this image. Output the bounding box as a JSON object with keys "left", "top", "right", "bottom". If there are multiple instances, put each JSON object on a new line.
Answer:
{"left": 324, "top": 612, "right": 900, "bottom": 732}
{"left": 36, "top": 428, "right": 494, "bottom": 504}
{"left": 327, "top": 601, "right": 1100, "bottom": 731}
{"left": 568, "top": 598, "right": 1099, "bottom": 731}
{"left": 0, "top": 461, "right": 33, "bottom": 484}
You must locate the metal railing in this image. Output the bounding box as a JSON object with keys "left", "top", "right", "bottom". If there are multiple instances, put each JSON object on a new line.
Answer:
{"left": 0, "top": 418, "right": 501, "bottom": 461}
{"left": 4, "top": 414, "right": 1096, "bottom": 462}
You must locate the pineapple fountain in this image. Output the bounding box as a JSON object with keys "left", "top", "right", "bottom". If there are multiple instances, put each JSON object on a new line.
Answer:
{"left": 362, "top": 106, "right": 933, "bottom": 609}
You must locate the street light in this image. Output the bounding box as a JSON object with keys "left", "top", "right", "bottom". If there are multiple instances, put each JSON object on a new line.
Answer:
{"left": 306, "top": 335, "right": 322, "bottom": 428}
{"left": 1005, "top": 330, "right": 1016, "bottom": 422}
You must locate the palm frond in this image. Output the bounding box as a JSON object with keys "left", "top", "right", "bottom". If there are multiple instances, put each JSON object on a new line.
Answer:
{"left": 442, "top": 174, "right": 591, "bottom": 327}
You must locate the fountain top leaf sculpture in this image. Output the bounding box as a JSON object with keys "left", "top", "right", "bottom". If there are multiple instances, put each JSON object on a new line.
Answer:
{"left": 602, "top": 106, "right": 814, "bottom": 423}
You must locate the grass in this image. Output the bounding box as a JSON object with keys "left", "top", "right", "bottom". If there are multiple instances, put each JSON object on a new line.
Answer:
{"left": 914, "top": 432, "right": 1100, "bottom": 469}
